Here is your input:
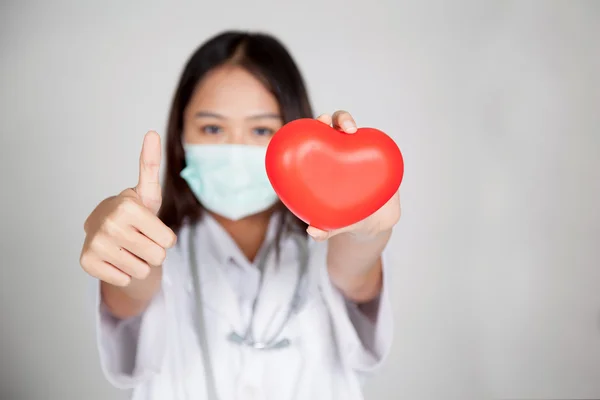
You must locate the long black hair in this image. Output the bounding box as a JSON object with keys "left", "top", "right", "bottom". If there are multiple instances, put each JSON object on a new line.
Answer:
{"left": 158, "top": 31, "right": 312, "bottom": 240}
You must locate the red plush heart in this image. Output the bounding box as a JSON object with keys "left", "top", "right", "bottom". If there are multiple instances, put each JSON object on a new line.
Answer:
{"left": 265, "top": 118, "right": 404, "bottom": 230}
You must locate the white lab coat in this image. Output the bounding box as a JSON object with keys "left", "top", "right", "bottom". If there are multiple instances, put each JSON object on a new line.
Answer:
{"left": 94, "top": 213, "right": 393, "bottom": 400}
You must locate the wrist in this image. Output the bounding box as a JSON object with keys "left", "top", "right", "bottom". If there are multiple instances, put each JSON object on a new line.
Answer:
{"left": 335, "top": 228, "right": 392, "bottom": 243}
{"left": 100, "top": 266, "right": 162, "bottom": 319}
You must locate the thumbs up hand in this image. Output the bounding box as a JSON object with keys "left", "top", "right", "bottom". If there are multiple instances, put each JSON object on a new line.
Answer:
{"left": 80, "top": 131, "right": 177, "bottom": 288}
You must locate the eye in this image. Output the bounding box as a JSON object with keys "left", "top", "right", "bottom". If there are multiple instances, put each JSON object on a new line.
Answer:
{"left": 201, "top": 125, "right": 223, "bottom": 135}
{"left": 252, "top": 127, "right": 275, "bottom": 136}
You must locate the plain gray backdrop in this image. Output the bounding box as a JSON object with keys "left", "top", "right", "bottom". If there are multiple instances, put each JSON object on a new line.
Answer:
{"left": 1, "top": 1, "right": 599, "bottom": 399}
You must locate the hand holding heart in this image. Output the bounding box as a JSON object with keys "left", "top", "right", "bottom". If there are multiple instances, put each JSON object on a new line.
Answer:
{"left": 265, "top": 111, "right": 403, "bottom": 242}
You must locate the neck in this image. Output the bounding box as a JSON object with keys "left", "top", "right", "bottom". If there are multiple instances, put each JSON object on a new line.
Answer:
{"left": 210, "top": 208, "right": 275, "bottom": 262}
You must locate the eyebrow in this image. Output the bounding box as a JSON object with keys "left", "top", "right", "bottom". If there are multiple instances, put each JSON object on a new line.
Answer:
{"left": 194, "top": 111, "right": 281, "bottom": 120}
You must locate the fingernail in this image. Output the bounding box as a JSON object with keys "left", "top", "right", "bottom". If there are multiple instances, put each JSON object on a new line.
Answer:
{"left": 342, "top": 120, "right": 357, "bottom": 133}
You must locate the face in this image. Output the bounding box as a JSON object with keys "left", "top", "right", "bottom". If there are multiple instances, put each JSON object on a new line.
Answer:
{"left": 183, "top": 65, "right": 283, "bottom": 146}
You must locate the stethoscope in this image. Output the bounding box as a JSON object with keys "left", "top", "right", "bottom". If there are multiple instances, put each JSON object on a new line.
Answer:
{"left": 187, "top": 222, "right": 310, "bottom": 399}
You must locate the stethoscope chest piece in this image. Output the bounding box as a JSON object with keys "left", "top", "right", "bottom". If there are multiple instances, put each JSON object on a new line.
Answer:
{"left": 226, "top": 331, "right": 291, "bottom": 350}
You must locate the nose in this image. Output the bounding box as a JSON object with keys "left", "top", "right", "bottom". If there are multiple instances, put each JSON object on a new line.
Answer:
{"left": 224, "top": 126, "right": 253, "bottom": 146}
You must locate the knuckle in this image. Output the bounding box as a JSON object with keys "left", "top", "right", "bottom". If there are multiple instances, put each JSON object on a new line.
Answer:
{"left": 101, "top": 218, "right": 120, "bottom": 238}
{"left": 144, "top": 196, "right": 162, "bottom": 211}
{"left": 153, "top": 247, "right": 167, "bottom": 267}
{"left": 110, "top": 275, "right": 131, "bottom": 287}
{"left": 80, "top": 256, "right": 102, "bottom": 279}
{"left": 136, "top": 264, "right": 151, "bottom": 280}
{"left": 116, "top": 196, "right": 138, "bottom": 215}
{"left": 166, "top": 230, "right": 177, "bottom": 248}
{"left": 83, "top": 215, "right": 91, "bottom": 233}
{"left": 79, "top": 252, "right": 91, "bottom": 271}
{"left": 88, "top": 235, "right": 104, "bottom": 254}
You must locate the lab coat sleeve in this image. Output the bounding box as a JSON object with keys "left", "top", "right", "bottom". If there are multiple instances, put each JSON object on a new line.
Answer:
{"left": 94, "top": 279, "right": 167, "bottom": 389}
{"left": 316, "top": 241, "right": 394, "bottom": 374}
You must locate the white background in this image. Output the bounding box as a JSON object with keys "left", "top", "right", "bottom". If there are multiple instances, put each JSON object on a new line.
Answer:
{"left": 1, "top": 1, "right": 599, "bottom": 399}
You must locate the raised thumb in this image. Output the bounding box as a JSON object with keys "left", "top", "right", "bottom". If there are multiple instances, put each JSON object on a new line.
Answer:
{"left": 135, "top": 131, "right": 162, "bottom": 214}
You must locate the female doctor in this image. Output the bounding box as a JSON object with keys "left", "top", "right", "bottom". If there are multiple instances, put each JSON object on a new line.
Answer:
{"left": 80, "top": 30, "right": 401, "bottom": 400}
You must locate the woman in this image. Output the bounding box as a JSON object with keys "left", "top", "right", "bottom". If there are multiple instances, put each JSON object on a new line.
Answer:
{"left": 80, "top": 30, "right": 401, "bottom": 400}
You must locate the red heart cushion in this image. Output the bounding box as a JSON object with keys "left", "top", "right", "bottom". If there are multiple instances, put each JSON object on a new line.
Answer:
{"left": 265, "top": 118, "right": 404, "bottom": 230}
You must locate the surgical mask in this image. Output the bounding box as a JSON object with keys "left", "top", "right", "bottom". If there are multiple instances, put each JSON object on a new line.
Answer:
{"left": 180, "top": 143, "right": 279, "bottom": 221}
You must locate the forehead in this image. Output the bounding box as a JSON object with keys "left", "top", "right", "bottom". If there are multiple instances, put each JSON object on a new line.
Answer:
{"left": 187, "top": 65, "right": 280, "bottom": 116}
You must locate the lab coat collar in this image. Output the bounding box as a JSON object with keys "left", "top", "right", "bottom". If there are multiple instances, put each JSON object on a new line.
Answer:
{"left": 188, "top": 211, "right": 298, "bottom": 334}
{"left": 199, "top": 211, "right": 284, "bottom": 268}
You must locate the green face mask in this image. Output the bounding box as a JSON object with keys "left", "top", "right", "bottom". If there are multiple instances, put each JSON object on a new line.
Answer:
{"left": 180, "top": 144, "right": 279, "bottom": 220}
